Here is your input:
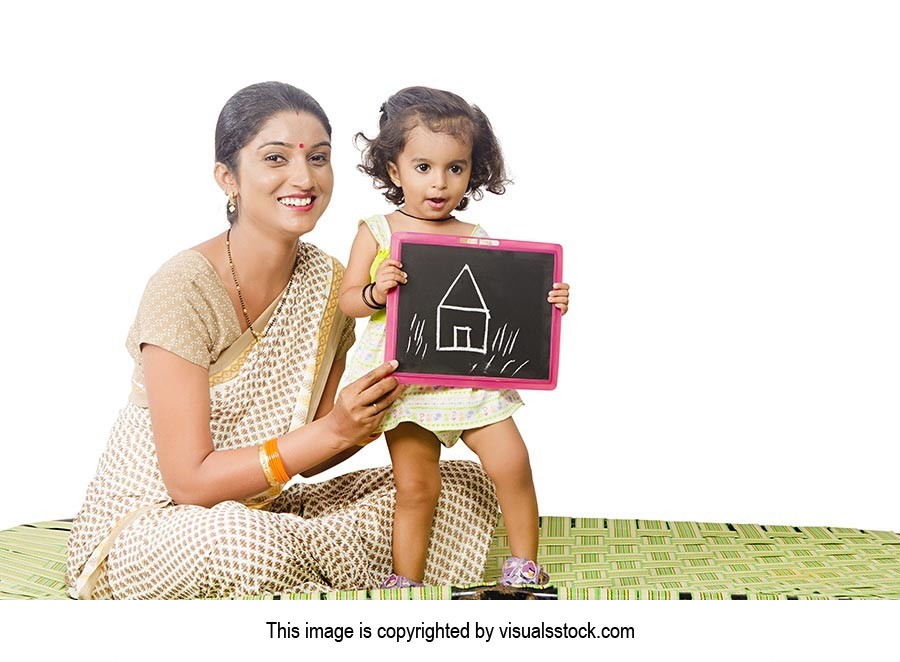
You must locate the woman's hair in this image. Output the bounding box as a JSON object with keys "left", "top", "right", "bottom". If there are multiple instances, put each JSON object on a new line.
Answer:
{"left": 215, "top": 82, "right": 332, "bottom": 223}
{"left": 356, "top": 86, "right": 509, "bottom": 211}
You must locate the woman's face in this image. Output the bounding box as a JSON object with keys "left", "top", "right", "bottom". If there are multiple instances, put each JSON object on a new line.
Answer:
{"left": 231, "top": 111, "right": 333, "bottom": 238}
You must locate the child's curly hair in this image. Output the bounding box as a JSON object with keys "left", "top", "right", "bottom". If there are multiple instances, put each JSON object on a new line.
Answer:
{"left": 356, "top": 86, "right": 510, "bottom": 211}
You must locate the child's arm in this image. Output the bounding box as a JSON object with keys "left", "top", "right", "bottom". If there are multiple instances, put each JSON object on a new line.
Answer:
{"left": 548, "top": 282, "right": 570, "bottom": 315}
{"left": 339, "top": 225, "right": 408, "bottom": 318}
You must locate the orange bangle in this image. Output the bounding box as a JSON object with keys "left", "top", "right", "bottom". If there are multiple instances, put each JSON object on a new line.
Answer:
{"left": 258, "top": 443, "right": 282, "bottom": 491}
{"left": 263, "top": 437, "right": 291, "bottom": 485}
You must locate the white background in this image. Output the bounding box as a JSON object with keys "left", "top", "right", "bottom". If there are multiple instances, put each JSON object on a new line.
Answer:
{"left": 1, "top": 2, "right": 898, "bottom": 657}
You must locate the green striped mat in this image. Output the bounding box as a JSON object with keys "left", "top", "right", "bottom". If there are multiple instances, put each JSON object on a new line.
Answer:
{"left": 0, "top": 520, "right": 71, "bottom": 600}
{"left": 3, "top": 517, "right": 899, "bottom": 600}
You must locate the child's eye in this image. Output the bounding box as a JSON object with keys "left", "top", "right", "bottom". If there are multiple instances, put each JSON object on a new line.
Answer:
{"left": 449, "top": 165, "right": 464, "bottom": 174}
{"left": 415, "top": 163, "right": 430, "bottom": 173}
{"left": 265, "top": 154, "right": 287, "bottom": 163}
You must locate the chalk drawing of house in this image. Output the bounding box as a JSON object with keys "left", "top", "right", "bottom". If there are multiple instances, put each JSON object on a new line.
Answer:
{"left": 436, "top": 264, "right": 490, "bottom": 354}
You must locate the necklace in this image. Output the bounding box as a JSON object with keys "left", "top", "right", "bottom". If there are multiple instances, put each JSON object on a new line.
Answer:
{"left": 225, "top": 227, "right": 298, "bottom": 341}
{"left": 396, "top": 208, "right": 454, "bottom": 222}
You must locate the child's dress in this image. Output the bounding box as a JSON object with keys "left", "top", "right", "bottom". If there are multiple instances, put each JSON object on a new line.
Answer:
{"left": 341, "top": 215, "right": 523, "bottom": 447}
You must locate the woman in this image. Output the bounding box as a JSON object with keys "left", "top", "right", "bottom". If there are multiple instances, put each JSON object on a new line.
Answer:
{"left": 65, "top": 82, "right": 498, "bottom": 599}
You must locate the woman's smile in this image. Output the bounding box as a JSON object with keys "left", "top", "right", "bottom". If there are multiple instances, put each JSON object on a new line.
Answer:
{"left": 277, "top": 195, "right": 316, "bottom": 211}
{"left": 232, "top": 111, "right": 334, "bottom": 237}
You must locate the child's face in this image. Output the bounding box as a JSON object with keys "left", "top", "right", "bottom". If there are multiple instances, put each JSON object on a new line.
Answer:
{"left": 387, "top": 125, "right": 472, "bottom": 218}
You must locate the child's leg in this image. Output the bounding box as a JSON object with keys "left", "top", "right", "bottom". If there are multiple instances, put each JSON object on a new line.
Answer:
{"left": 462, "top": 417, "right": 538, "bottom": 563}
{"left": 385, "top": 423, "right": 443, "bottom": 583}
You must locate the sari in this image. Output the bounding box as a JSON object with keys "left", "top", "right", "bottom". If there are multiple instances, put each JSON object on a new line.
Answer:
{"left": 65, "top": 244, "right": 497, "bottom": 599}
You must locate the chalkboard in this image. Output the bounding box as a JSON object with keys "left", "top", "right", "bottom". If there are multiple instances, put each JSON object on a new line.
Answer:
{"left": 385, "top": 232, "right": 562, "bottom": 390}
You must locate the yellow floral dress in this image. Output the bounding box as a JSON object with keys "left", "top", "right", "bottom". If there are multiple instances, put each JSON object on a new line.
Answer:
{"left": 341, "top": 215, "right": 523, "bottom": 447}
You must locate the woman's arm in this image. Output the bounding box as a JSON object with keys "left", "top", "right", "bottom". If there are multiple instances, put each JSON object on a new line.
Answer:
{"left": 144, "top": 344, "right": 402, "bottom": 507}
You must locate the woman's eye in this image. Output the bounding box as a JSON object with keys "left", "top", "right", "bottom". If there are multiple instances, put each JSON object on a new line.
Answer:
{"left": 309, "top": 153, "right": 330, "bottom": 165}
{"left": 415, "top": 163, "right": 430, "bottom": 173}
{"left": 265, "top": 154, "right": 286, "bottom": 163}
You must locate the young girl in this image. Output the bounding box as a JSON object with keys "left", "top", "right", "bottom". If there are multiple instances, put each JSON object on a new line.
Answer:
{"left": 339, "top": 86, "right": 569, "bottom": 589}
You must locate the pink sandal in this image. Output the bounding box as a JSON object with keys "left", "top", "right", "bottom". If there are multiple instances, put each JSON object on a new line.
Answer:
{"left": 499, "top": 556, "right": 550, "bottom": 586}
{"left": 381, "top": 573, "right": 424, "bottom": 589}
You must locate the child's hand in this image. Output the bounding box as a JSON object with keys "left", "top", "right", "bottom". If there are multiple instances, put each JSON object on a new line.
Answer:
{"left": 548, "top": 282, "right": 570, "bottom": 315}
{"left": 372, "top": 258, "right": 408, "bottom": 305}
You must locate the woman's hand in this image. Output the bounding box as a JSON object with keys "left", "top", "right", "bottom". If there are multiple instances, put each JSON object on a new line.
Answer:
{"left": 327, "top": 359, "right": 406, "bottom": 445}
{"left": 548, "top": 282, "right": 570, "bottom": 315}
{"left": 371, "top": 258, "right": 407, "bottom": 305}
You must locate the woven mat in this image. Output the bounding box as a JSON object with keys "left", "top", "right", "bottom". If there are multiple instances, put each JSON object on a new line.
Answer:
{"left": 0, "top": 520, "right": 71, "bottom": 600}
{"left": 3, "top": 517, "right": 900, "bottom": 600}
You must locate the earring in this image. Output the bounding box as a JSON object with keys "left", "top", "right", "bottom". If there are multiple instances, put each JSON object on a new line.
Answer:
{"left": 227, "top": 191, "right": 237, "bottom": 213}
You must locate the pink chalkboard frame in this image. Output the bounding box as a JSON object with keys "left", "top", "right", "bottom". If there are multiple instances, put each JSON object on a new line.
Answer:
{"left": 384, "top": 232, "right": 563, "bottom": 390}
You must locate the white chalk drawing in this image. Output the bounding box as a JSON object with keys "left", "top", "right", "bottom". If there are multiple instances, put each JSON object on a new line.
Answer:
{"left": 398, "top": 263, "right": 535, "bottom": 377}
{"left": 405, "top": 315, "right": 429, "bottom": 359}
{"left": 503, "top": 328, "right": 519, "bottom": 356}
{"left": 436, "top": 264, "right": 490, "bottom": 354}
{"left": 511, "top": 360, "right": 530, "bottom": 376}
{"left": 454, "top": 326, "right": 473, "bottom": 348}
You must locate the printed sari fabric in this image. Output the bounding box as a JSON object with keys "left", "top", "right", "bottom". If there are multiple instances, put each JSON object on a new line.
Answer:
{"left": 66, "top": 244, "right": 497, "bottom": 599}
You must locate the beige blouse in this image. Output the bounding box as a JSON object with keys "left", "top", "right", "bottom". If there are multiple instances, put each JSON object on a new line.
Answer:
{"left": 124, "top": 249, "right": 354, "bottom": 407}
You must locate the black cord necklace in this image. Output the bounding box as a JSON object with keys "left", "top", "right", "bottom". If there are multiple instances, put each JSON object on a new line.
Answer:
{"left": 396, "top": 208, "right": 454, "bottom": 222}
{"left": 225, "top": 227, "right": 298, "bottom": 341}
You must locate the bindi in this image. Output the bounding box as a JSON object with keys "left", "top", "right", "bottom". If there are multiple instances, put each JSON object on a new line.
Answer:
{"left": 298, "top": 143, "right": 304, "bottom": 149}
